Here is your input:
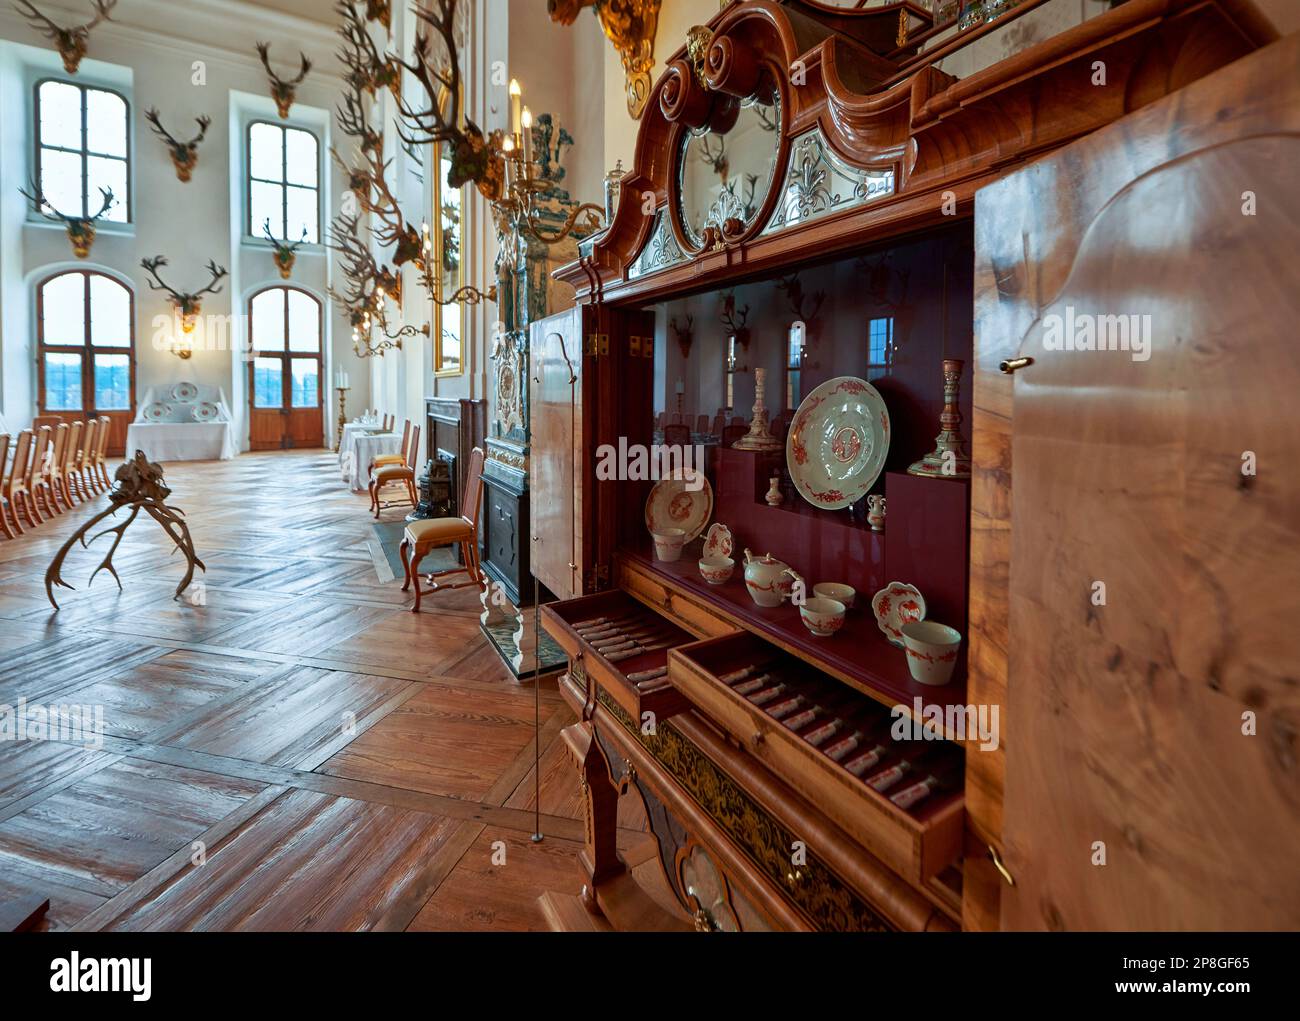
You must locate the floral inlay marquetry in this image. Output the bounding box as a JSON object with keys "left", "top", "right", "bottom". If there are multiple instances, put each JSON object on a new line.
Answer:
{"left": 595, "top": 688, "right": 892, "bottom": 932}
{"left": 627, "top": 208, "right": 686, "bottom": 280}
{"left": 762, "top": 129, "right": 894, "bottom": 237}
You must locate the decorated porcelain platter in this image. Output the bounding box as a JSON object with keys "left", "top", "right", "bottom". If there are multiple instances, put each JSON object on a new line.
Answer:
{"left": 871, "top": 582, "right": 927, "bottom": 648}
{"left": 645, "top": 467, "right": 714, "bottom": 543}
{"left": 787, "top": 375, "right": 890, "bottom": 510}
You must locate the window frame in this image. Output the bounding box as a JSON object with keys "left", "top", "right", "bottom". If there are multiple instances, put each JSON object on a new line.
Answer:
{"left": 35, "top": 269, "right": 136, "bottom": 417}
{"left": 431, "top": 90, "right": 466, "bottom": 378}
{"left": 246, "top": 285, "right": 324, "bottom": 411}
{"left": 246, "top": 119, "right": 322, "bottom": 244}
{"left": 33, "top": 78, "right": 132, "bottom": 224}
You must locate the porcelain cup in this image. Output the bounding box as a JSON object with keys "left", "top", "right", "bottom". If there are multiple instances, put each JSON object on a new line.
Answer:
{"left": 900, "top": 620, "right": 962, "bottom": 685}
{"left": 699, "top": 556, "right": 734, "bottom": 585}
{"left": 813, "top": 583, "right": 856, "bottom": 608}
{"left": 800, "top": 597, "right": 846, "bottom": 637}
{"left": 652, "top": 528, "right": 687, "bottom": 562}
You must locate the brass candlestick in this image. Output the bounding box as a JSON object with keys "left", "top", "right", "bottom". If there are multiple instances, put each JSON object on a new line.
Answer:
{"left": 908, "top": 358, "right": 971, "bottom": 479}
{"left": 334, "top": 386, "right": 350, "bottom": 453}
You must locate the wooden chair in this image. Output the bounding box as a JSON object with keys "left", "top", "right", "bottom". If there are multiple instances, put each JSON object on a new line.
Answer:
{"left": 93, "top": 416, "right": 112, "bottom": 489}
{"left": 710, "top": 413, "right": 725, "bottom": 436}
{"left": 45, "top": 423, "right": 70, "bottom": 513}
{"left": 25, "top": 425, "right": 54, "bottom": 522}
{"left": 382, "top": 412, "right": 395, "bottom": 432}
{"left": 369, "top": 423, "right": 419, "bottom": 519}
{"left": 400, "top": 447, "right": 486, "bottom": 612}
{"left": 72, "top": 419, "right": 98, "bottom": 502}
{"left": 0, "top": 434, "right": 12, "bottom": 539}
{"left": 663, "top": 423, "right": 690, "bottom": 448}
{"left": 33, "top": 415, "right": 62, "bottom": 433}
{"left": 2, "top": 430, "right": 36, "bottom": 533}
{"left": 369, "top": 419, "right": 411, "bottom": 474}
{"left": 58, "top": 421, "right": 83, "bottom": 507}
{"left": 696, "top": 414, "right": 709, "bottom": 434}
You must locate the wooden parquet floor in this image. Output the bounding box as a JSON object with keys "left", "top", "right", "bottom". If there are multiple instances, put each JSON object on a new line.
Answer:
{"left": 0, "top": 450, "right": 660, "bottom": 931}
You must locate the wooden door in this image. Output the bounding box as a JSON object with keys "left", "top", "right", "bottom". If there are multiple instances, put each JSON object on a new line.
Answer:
{"left": 974, "top": 34, "right": 1300, "bottom": 930}
{"left": 248, "top": 287, "right": 324, "bottom": 450}
{"left": 530, "top": 308, "right": 586, "bottom": 600}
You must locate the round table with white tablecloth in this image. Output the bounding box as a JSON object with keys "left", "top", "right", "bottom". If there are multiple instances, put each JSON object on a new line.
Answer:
{"left": 340, "top": 429, "right": 400, "bottom": 491}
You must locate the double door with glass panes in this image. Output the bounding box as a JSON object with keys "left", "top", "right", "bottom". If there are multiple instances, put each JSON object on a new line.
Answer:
{"left": 248, "top": 286, "right": 323, "bottom": 450}
{"left": 37, "top": 270, "right": 134, "bottom": 455}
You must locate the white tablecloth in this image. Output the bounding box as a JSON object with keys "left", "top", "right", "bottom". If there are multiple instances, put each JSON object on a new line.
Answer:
{"left": 340, "top": 431, "right": 400, "bottom": 491}
{"left": 126, "top": 421, "right": 237, "bottom": 463}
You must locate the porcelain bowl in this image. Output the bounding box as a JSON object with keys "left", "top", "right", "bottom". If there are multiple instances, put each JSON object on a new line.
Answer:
{"left": 799, "top": 597, "right": 846, "bottom": 637}
{"left": 813, "top": 582, "right": 856, "bottom": 608}
{"left": 699, "top": 556, "right": 734, "bottom": 585}
{"left": 900, "top": 620, "right": 962, "bottom": 686}
{"left": 651, "top": 528, "right": 687, "bottom": 562}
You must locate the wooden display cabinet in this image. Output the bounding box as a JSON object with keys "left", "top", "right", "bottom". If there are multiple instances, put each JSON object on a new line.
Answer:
{"left": 535, "top": 0, "right": 1293, "bottom": 931}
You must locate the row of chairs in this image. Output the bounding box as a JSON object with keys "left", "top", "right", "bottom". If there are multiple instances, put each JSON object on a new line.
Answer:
{"left": 367, "top": 419, "right": 420, "bottom": 520}
{"left": 1, "top": 419, "right": 113, "bottom": 538}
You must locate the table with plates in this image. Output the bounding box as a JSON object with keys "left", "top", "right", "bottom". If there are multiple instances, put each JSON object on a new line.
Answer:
{"left": 339, "top": 425, "right": 401, "bottom": 491}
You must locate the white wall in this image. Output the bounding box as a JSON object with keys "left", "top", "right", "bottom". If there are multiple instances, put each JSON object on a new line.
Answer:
{"left": 0, "top": 0, "right": 358, "bottom": 449}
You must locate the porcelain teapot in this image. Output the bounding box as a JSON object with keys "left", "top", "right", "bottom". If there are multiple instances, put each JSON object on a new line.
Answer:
{"left": 743, "top": 549, "right": 803, "bottom": 608}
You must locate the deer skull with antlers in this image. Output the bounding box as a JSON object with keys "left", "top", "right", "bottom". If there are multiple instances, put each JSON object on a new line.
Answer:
{"left": 20, "top": 179, "right": 114, "bottom": 258}
{"left": 256, "top": 42, "right": 312, "bottom": 119}
{"left": 263, "top": 220, "right": 310, "bottom": 280}
{"left": 140, "top": 256, "right": 228, "bottom": 334}
{"left": 337, "top": 1, "right": 400, "bottom": 104}
{"left": 14, "top": 0, "right": 116, "bottom": 74}
{"left": 145, "top": 109, "right": 211, "bottom": 183}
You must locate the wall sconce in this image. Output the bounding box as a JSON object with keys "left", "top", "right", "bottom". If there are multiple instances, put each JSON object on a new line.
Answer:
{"left": 171, "top": 332, "right": 194, "bottom": 360}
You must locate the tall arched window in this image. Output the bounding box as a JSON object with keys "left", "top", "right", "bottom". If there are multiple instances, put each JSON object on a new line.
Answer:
{"left": 37, "top": 269, "right": 134, "bottom": 453}
{"left": 248, "top": 286, "right": 324, "bottom": 449}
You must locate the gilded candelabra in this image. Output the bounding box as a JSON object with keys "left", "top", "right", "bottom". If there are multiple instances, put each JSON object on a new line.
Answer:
{"left": 334, "top": 386, "right": 350, "bottom": 453}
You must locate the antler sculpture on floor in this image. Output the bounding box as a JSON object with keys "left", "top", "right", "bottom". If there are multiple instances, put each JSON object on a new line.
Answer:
{"left": 256, "top": 41, "right": 312, "bottom": 119}
{"left": 45, "top": 451, "right": 205, "bottom": 610}
{"left": 20, "top": 179, "right": 115, "bottom": 258}
{"left": 14, "top": 0, "right": 116, "bottom": 74}
{"left": 145, "top": 108, "right": 211, "bottom": 182}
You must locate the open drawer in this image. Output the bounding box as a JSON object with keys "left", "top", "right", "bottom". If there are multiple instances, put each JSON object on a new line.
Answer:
{"left": 668, "top": 632, "right": 964, "bottom": 885}
{"left": 541, "top": 590, "right": 704, "bottom": 723}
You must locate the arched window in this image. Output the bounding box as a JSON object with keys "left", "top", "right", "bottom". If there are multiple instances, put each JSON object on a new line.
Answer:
{"left": 248, "top": 121, "right": 319, "bottom": 242}
{"left": 35, "top": 80, "right": 130, "bottom": 222}
{"left": 38, "top": 269, "right": 134, "bottom": 419}
{"left": 248, "top": 286, "right": 324, "bottom": 449}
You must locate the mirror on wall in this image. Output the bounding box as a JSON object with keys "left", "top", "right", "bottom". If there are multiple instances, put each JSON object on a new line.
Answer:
{"left": 677, "top": 89, "right": 782, "bottom": 248}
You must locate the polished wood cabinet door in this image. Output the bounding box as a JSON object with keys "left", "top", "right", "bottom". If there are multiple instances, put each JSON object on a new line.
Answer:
{"left": 530, "top": 308, "right": 586, "bottom": 599}
{"left": 975, "top": 35, "right": 1300, "bottom": 930}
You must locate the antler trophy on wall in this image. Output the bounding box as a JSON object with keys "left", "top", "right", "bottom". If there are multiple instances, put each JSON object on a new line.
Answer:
{"left": 256, "top": 41, "right": 312, "bottom": 119}
{"left": 19, "top": 180, "right": 114, "bottom": 258}
{"left": 145, "top": 109, "right": 211, "bottom": 182}
{"left": 140, "top": 256, "right": 228, "bottom": 340}
{"left": 45, "top": 451, "right": 205, "bottom": 610}
{"left": 263, "top": 219, "right": 310, "bottom": 280}
{"left": 13, "top": 0, "right": 116, "bottom": 74}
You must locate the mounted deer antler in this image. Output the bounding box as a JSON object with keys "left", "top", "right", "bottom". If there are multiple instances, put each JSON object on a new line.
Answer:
{"left": 392, "top": 0, "right": 504, "bottom": 200}
{"left": 140, "top": 256, "right": 228, "bottom": 331}
{"left": 719, "top": 291, "right": 750, "bottom": 347}
{"left": 20, "top": 179, "right": 114, "bottom": 258}
{"left": 14, "top": 0, "right": 115, "bottom": 74}
{"left": 337, "top": 1, "right": 400, "bottom": 103}
{"left": 263, "top": 219, "right": 310, "bottom": 280}
{"left": 699, "top": 136, "right": 729, "bottom": 182}
{"left": 327, "top": 212, "right": 400, "bottom": 326}
{"left": 256, "top": 41, "right": 312, "bottom": 119}
{"left": 45, "top": 451, "right": 204, "bottom": 610}
{"left": 777, "top": 273, "right": 826, "bottom": 326}
{"left": 669, "top": 314, "right": 694, "bottom": 360}
{"left": 364, "top": 0, "right": 391, "bottom": 31}
{"left": 145, "top": 109, "right": 211, "bottom": 182}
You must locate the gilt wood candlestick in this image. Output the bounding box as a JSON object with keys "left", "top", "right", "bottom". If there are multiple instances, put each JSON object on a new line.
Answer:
{"left": 733, "top": 367, "right": 781, "bottom": 452}
{"left": 335, "top": 386, "right": 349, "bottom": 453}
{"left": 908, "top": 358, "right": 971, "bottom": 479}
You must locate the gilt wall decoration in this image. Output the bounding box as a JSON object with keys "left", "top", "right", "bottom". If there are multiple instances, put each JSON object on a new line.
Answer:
{"left": 256, "top": 42, "right": 312, "bottom": 119}
{"left": 547, "top": 0, "right": 662, "bottom": 119}
{"left": 13, "top": 0, "right": 115, "bottom": 74}
{"left": 145, "top": 109, "right": 211, "bottom": 183}
{"left": 45, "top": 451, "right": 205, "bottom": 610}
{"left": 140, "top": 256, "right": 228, "bottom": 333}
{"left": 20, "top": 180, "right": 114, "bottom": 258}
